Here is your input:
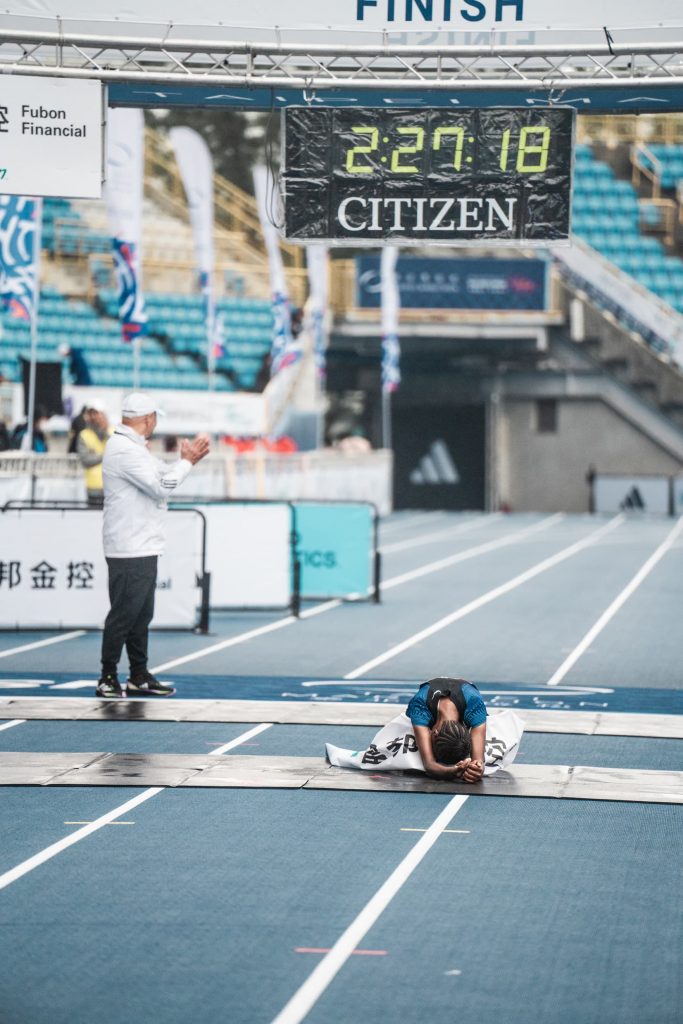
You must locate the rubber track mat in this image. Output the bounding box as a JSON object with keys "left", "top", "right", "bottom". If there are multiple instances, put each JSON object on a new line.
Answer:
{"left": 0, "top": 751, "right": 680, "bottom": 802}
{"left": 1, "top": 698, "right": 682, "bottom": 738}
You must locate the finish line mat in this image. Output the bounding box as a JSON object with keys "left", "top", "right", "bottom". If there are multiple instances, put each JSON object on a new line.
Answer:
{"left": 1, "top": 698, "right": 682, "bottom": 739}
{"left": 0, "top": 751, "right": 681, "bottom": 803}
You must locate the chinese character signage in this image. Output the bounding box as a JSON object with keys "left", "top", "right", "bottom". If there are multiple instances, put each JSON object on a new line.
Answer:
{"left": 1, "top": 508, "right": 204, "bottom": 628}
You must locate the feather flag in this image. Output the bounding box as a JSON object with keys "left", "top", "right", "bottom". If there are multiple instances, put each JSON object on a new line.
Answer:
{"left": 253, "top": 165, "right": 302, "bottom": 377}
{"left": 170, "top": 128, "right": 222, "bottom": 373}
{"left": 105, "top": 108, "right": 147, "bottom": 344}
{"left": 381, "top": 246, "right": 401, "bottom": 393}
{"left": 0, "top": 196, "right": 40, "bottom": 322}
{"left": 305, "top": 243, "right": 329, "bottom": 382}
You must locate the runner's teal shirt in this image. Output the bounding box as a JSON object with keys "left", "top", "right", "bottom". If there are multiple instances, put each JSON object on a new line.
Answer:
{"left": 407, "top": 682, "right": 487, "bottom": 729}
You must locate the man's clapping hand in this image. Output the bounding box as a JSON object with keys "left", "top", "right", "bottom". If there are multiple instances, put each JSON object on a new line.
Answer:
{"left": 180, "top": 434, "right": 210, "bottom": 465}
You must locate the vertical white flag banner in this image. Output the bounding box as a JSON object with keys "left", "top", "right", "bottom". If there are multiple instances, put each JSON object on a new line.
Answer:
{"left": 305, "top": 243, "right": 329, "bottom": 382}
{"left": 169, "top": 127, "right": 222, "bottom": 378}
{"left": 104, "top": 107, "right": 147, "bottom": 345}
{"left": 381, "top": 246, "right": 401, "bottom": 393}
{"left": 253, "top": 165, "right": 301, "bottom": 376}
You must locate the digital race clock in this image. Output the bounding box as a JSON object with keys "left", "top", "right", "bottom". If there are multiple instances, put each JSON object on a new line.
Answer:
{"left": 282, "top": 106, "right": 574, "bottom": 244}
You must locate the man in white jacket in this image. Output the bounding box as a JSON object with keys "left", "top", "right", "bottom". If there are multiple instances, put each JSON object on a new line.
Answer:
{"left": 97, "top": 392, "right": 210, "bottom": 698}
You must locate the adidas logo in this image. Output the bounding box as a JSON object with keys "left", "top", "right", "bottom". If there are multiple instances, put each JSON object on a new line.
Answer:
{"left": 620, "top": 486, "right": 645, "bottom": 510}
{"left": 409, "top": 440, "right": 460, "bottom": 486}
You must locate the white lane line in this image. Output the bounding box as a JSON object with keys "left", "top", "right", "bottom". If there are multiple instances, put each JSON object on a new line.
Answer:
{"left": 0, "top": 723, "right": 268, "bottom": 893}
{"left": 151, "top": 616, "right": 297, "bottom": 673}
{"left": 0, "top": 788, "right": 163, "bottom": 893}
{"left": 379, "top": 512, "right": 448, "bottom": 536}
{"left": 381, "top": 514, "right": 501, "bottom": 554}
{"left": 270, "top": 794, "right": 470, "bottom": 1024}
{"left": 547, "top": 515, "right": 683, "bottom": 687}
{"left": 208, "top": 722, "right": 272, "bottom": 756}
{"left": 345, "top": 516, "right": 624, "bottom": 680}
{"left": 300, "top": 600, "right": 342, "bottom": 620}
{"left": 382, "top": 513, "right": 564, "bottom": 591}
{"left": 0, "top": 631, "right": 86, "bottom": 661}
{"left": 0, "top": 719, "right": 26, "bottom": 732}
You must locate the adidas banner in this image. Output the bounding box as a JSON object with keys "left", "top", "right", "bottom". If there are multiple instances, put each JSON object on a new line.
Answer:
{"left": 593, "top": 475, "right": 671, "bottom": 514}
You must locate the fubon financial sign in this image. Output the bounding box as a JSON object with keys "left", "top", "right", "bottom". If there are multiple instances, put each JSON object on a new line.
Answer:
{"left": 283, "top": 107, "right": 574, "bottom": 244}
{"left": 0, "top": 75, "right": 102, "bottom": 198}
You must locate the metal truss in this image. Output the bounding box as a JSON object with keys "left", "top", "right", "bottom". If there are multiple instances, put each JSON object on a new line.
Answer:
{"left": 1, "top": 28, "right": 683, "bottom": 92}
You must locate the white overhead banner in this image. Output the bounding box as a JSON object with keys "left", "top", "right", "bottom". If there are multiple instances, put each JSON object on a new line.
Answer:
{"left": 0, "top": 75, "right": 102, "bottom": 199}
{"left": 61, "top": 384, "right": 266, "bottom": 437}
{"left": 3, "top": 2, "right": 683, "bottom": 38}
{"left": 0, "top": 508, "right": 204, "bottom": 629}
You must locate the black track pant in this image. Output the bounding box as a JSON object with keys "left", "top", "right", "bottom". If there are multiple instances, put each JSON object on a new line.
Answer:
{"left": 101, "top": 555, "right": 157, "bottom": 678}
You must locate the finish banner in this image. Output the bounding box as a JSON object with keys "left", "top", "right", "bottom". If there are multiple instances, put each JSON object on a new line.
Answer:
{"left": 4, "top": 2, "right": 683, "bottom": 39}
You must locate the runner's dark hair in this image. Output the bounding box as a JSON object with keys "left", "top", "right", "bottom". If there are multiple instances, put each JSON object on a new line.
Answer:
{"left": 433, "top": 720, "right": 472, "bottom": 766}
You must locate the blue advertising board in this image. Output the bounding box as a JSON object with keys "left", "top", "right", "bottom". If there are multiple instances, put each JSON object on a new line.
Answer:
{"left": 356, "top": 256, "right": 548, "bottom": 310}
{"left": 294, "top": 502, "right": 374, "bottom": 600}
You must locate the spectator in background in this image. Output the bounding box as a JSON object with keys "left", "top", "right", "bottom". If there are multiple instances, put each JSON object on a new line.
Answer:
{"left": 0, "top": 418, "right": 10, "bottom": 451}
{"left": 67, "top": 405, "right": 89, "bottom": 454}
{"left": 10, "top": 406, "right": 49, "bottom": 452}
{"left": 77, "top": 401, "right": 113, "bottom": 507}
{"left": 59, "top": 342, "right": 92, "bottom": 386}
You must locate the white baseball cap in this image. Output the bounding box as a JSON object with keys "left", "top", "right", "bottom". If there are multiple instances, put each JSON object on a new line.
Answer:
{"left": 86, "top": 398, "right": 107, "bottom": 413}
{"left": 121, "top": 392, "right": 166, "bottom": 418}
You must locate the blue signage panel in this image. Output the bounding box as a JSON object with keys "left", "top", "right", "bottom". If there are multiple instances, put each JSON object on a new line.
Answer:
{"left": 294, "top": 502, "right": 374, "bottom": 599}
{"left": 356, "top": 255, "right": 548, "bottom": 310}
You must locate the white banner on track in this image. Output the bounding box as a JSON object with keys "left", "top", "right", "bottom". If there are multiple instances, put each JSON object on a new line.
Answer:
{"left": 0, "top": 508, "right": 204, "bottom": 628}
{"left": 326, "top": 709, "right": 524, "bottom": 776}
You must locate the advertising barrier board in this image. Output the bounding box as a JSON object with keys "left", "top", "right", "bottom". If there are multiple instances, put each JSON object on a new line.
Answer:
{"left": 357, "top": 255, "right": 548, "bottom": 309}
{"left": 190, "top": 503, "right": 293, "bottom": 609}
{"left": 293, "top": 502, "right": 375, "bottom": 599}
{"left": 0, "top": 507, "right": 204, "bottom": 629}
{"left": 181, "top": 500, "right": 377, "bottom": 606}
{"left": 593, "top": 475, "right": 671, "bottom": 515}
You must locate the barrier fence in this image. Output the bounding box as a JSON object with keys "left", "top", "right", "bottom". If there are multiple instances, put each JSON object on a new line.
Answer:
{"left": 174, "top": 499, "right": 380, "bottom": 608}
{"left": 591, "top": 473, "right": 683, "bottom": 515}
{"left": 0, "top": 505, "right": 208, "bottom": 631}
{"left": 0, "top": 498, "right": 381, "bottom": 629}
{"left": 0, "top": 450, "right": 393, "bottom": 515}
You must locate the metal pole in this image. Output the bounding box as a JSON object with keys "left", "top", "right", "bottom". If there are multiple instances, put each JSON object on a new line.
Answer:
{"left": 381, "top": 388, "right": 392, "bottom": 451}
{"left": 26, "top": 197, "right": 43, "bottom": 499}
{"left": 133, "top": 335, "right": 141, "bottom": 390}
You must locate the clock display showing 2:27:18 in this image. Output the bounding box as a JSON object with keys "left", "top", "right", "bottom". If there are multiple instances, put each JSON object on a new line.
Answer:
{"left": 342, "top": 123, "right": 555, "bottom": 176}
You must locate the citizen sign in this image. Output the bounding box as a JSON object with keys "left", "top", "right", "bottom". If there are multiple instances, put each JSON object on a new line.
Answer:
{"left": 337, "top": 195, "right": 517, "bottom": 234}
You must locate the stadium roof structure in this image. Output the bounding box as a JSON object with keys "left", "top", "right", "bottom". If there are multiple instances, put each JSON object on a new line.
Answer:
{"left": 3, "top": 14, "right": 683, "bottom": 110}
